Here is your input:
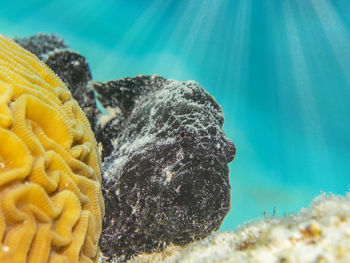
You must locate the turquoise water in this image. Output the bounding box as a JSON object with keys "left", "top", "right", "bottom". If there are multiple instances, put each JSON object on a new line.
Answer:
{"left": 1, "top": 0, "right": 350, "bottom": 230}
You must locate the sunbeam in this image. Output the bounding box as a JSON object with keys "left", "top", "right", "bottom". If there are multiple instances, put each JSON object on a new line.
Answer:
{"left": 96, "top": 0, "right": 172, "bottom": 79}
{"left": 151, "top": 0, "right": 226, "bottom": 80}
{"left": 220, "top": 0, "right": 252, "bottom": 109}
{"left": 310, "top": 0, "right": 350, "bottom": 84}
{"left": 282, "top": 0, "right": 333, "bottom": 186}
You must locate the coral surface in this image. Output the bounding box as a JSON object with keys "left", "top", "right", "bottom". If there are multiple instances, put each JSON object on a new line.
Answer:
{"left": 126, "top": 192, "right": 350, "bottom": 263}
{"left": 93, "top": 76, "right": 236, "bottom": 259}
{"left": 0, "top": 35, "right": 104, "bottom": 262}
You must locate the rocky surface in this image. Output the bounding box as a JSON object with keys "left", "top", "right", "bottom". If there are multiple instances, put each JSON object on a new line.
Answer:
{"left": 124, "top": 192, "right": 350, "bottom": 263}
{"left": 15, "top": 33, "right": 236, "bottom": 261}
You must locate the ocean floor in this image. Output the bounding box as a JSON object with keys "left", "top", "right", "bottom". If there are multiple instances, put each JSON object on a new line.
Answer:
{"left": 106, "top": 192, "right": 350, "bottom": 263}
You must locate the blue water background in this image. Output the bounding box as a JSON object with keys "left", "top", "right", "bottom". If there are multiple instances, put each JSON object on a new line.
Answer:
{"left": 1, "top": 0, "right": 350, "bottom": 230}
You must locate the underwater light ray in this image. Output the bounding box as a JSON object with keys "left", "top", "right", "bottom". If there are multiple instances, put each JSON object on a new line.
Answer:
{"left": 225, "top": 0, "right": 252, "bottom": 110}
{"left": 281, "top": 0, "right": 334, "bottom": 186}
{"left": 221, "top": 1, "right": 267, "bottom": 231}
{"left": 154, "top": 0, "right": 199, "bottom": 47}
{"left": 310, "top": 0, "right": 350, "bottom": 85}
{"left": 293, "top": 0, "right": 350, "bottom": 189}
{"left": 11, "top": 1, "right": 58, "bottom": 34}
{"left": 150, "top": 1, "right": 201, "bottom": 77}
{"left": 176, "top": 1, "right": 227, "bottom": 79}
{"left": 185, "top": 1, "right": 227, "bottom": 65}
{"left": 122, "top": 2, "right": 176, "bottom": 53}
{"left": 109, "top": 0, "right": 165, "bottom": 48}
{"left": 148, "top": 0, "right": 228, "bottom": 79}
{"left": 160, "top": 0, "right": 223, "bottom": 79}
{"left": 97, "top": 0, "right": 172, "bottom": 76}
{"left": 20, "top": 1, "right": 96, "bottom": 34}
{"left": 291, "top": 0, "right": 349, "bottom": 93}
{"left": 213, "top": 1, "right": 243, "bottom": 103}
{"left": 267, "top": 2, "right": 298, "bottom": 179}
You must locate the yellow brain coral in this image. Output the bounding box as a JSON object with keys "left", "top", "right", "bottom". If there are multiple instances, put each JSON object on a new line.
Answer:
{"left": 0, "top": 35, "right": 104, "bottom": 263}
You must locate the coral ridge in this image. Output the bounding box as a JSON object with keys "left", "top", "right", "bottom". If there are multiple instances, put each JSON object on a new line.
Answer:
{"left": 0, "top": 35, "right": 104, "bottom": 263}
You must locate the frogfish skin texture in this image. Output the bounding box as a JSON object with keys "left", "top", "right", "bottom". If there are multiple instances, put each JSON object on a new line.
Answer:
{"left": 0, "top": 35, "right": 104, "bottom": 263}
{"left": 94, "top": 76, "right": 236, "bottom": 259}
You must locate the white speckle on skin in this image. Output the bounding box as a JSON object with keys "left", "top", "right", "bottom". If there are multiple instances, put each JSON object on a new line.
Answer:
{"left": 162, "top": 167, "right": 174, "bottom": 184}
{"left": 175, "top": 185, "right": 181, "bottom": 194}
{"left": 112, "top": 138, "right": 119, "bottom": 148}
{"left": 151, "top": 74, "right": 159, "bottom": 80}
{"left": 72, "top": 60, "right": 80, "bottom": 66}
{"left": 176, "top": 148, "right": 184, "bottom": 160}
{"left": 166, "top": 171, "right": 173, "bottom": 182}
{"left": 98, "top": 106, "right": 121, "bottom": 128}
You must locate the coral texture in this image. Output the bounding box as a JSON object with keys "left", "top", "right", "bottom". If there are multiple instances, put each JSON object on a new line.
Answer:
{"left": 125, "top": 193, "right": 350, "bottom": 263}
{"left": 93, "top": 76, "right": 236, "bottom": 259}
{"left": 0, "top": 35, "right": 104, "bottom": 262}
